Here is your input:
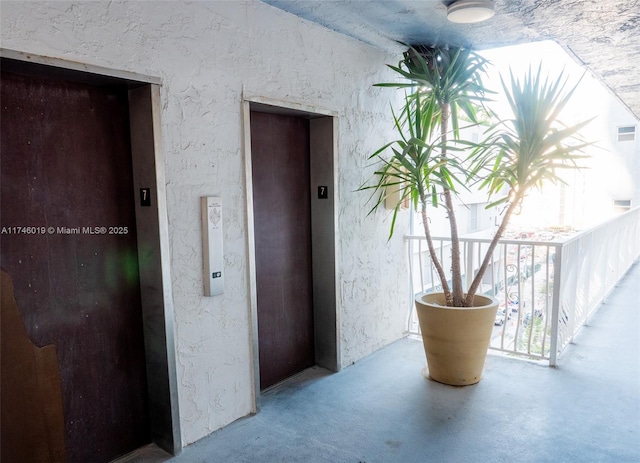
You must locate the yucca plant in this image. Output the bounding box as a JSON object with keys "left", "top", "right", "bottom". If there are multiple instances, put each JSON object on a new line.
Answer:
{"left": 364, "top": 45, "right": 591, "bottom": 308}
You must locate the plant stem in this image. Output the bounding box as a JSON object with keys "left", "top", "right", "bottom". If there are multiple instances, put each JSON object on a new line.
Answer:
{"left": 464, "top": 194, "right": 522, "bottom": 306}
{"left": 440, "top": 103, "right": 464, "bottom": 306}
{"left": 443, "top": 188, "right": 463, "bottom": 305}
{"left": 420, "top": 200, "right": 452, "bottom": 305}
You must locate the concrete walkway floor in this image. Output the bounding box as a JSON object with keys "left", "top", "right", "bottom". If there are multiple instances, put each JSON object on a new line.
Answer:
{"left": 147, "top": 262, "right": 640, "bottom": 463}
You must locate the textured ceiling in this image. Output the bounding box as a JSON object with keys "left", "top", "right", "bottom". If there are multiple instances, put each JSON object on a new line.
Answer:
{"left": 261, "top": 0, "right": 640, "bottom": 120}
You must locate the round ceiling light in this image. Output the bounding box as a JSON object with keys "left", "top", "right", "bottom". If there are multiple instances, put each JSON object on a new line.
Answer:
{"left": 447, "top": 0, "right": 495, "bottom": 23}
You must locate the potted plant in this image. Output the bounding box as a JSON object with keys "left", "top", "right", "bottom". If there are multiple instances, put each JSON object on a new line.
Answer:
{"left": 362, "top": 45, "right": 591, "bottom": 385}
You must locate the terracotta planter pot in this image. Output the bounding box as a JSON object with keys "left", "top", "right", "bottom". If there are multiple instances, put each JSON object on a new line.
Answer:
{"left": 415, "top": 293, "right": 498, "bottom": 386}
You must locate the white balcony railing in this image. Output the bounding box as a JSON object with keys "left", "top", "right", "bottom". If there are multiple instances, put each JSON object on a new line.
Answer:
{"left": 406, "top": 207, "right": 640, "bottom": 366}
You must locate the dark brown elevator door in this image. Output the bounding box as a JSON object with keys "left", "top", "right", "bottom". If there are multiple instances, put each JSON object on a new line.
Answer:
{"left": 0, "top": 71, "right": 150, "bottom": 462}
{"left": 250, "top": 110, "right": 314, "bottom": 390}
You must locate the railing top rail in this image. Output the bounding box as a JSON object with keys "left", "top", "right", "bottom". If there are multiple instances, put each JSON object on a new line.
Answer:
{"left": 406, "top": 206, "right": 640, "bottom": 248}
{"left": 405, "top": 234, "right": 563, "bottom": 248}
{"left": 560, "top": 206, "right": 640, "bottom": 246}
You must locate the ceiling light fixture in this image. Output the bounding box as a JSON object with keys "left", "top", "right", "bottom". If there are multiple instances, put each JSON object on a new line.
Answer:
{"left": 447, "top": 0, "right": 495, "bottom": 24}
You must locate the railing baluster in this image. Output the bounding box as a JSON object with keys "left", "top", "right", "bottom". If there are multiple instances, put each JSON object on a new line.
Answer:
{"left": 540, "top": 245, "right": 550, "bottom": 358}
{"left": 466, "top": 241, "right": 474, "bottom": 292}
{"left": 407, "top": 237, "right": 415, "bottom": 333}
{"left": 550, "top": 244, "right": 562, "bottom": 367}
{"left": 513, "top": 245, "right": 522, "bottom": 354}
{"left": 500, "top": 247, "right": 508, "bottom": 350}
{"left": 527, "top": 245, "right": 536, "bottom": 355}
{"left": 418, "top": 239, "right": 424, "bottom": 294}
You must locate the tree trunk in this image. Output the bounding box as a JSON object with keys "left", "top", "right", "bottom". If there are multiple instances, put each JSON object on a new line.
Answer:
{"left": 464, "top": 195, "right": 522, "bottom": 306}
{"left": 420, "top": 200, "right": 451, "bottom": 305}
{"left": 440, "top": 103, "right": 464, "bottom": 306}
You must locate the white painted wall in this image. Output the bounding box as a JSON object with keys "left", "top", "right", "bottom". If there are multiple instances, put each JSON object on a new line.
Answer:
{"left": 0, "top": 0, "right": 410, "bottom": 446}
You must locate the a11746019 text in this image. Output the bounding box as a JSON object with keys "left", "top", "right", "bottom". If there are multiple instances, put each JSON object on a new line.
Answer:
{"left": 1, "top": 226, "right": 129, "bottom": 235}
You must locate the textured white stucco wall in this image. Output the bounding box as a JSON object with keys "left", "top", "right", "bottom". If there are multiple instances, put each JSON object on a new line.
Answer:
{"left": 1, "top": 0, "right": 410, "bottom": 446}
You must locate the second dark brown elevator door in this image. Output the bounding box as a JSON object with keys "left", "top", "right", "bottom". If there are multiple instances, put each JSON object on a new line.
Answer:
{"left": 250, "top": 110, "right": 315, "bottom": 390}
